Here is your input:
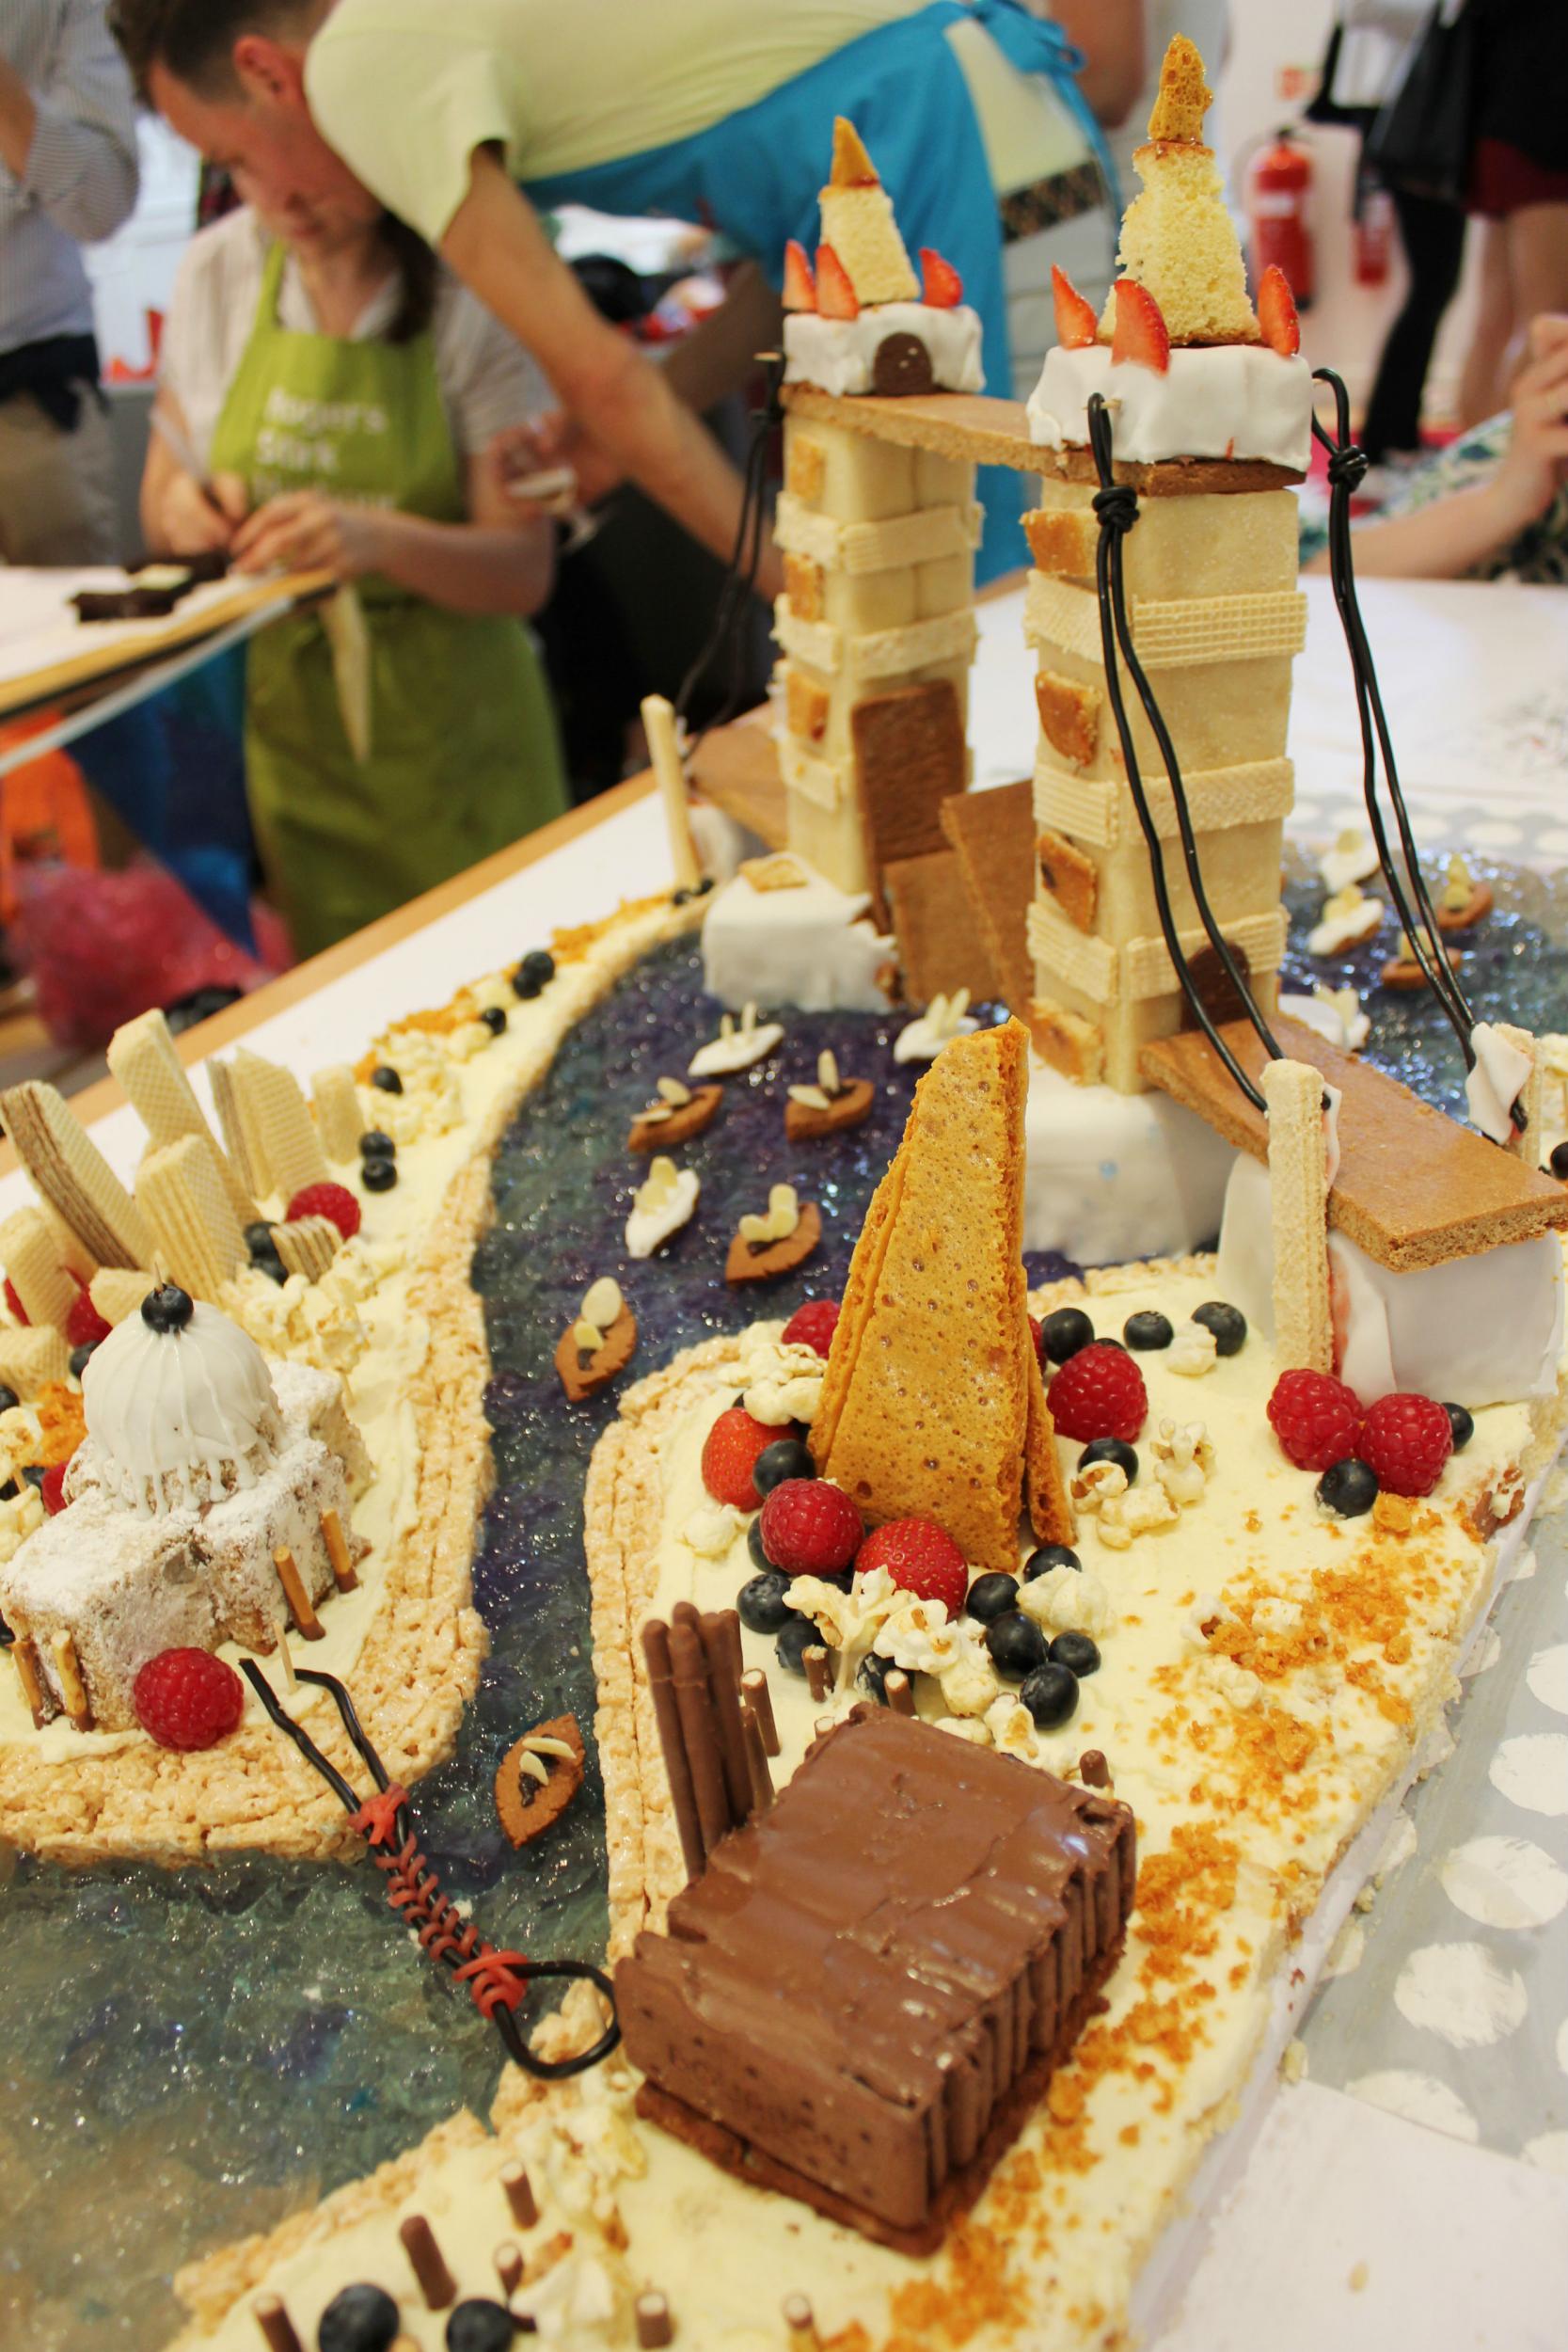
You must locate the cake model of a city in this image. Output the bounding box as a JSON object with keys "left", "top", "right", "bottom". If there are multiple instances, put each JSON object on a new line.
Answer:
{"left": 1, "top": 37, "right": 1567, "bottom": 2352}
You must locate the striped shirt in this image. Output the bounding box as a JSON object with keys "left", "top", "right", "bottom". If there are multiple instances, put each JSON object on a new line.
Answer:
{"left": 0, "top": 0, "right": 139, "bottom": 356}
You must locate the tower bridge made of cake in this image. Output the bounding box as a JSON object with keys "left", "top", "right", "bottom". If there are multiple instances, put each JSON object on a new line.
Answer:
{"left": 692, "top": 37, "right": 1568, "bottom": 1362}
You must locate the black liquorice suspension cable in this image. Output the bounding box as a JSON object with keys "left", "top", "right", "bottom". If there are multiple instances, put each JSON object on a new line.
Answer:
{"left": 674, "top": 349, "right": 785, "bottom": 747}
{"left": 1311, "top": 367, "right": 1481, "bottom": 1071}
{"left": 1086, "top": 393, "right": 1282, "bottom": 1115}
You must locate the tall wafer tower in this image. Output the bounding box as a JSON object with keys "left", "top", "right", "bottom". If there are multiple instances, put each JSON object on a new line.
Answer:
{"left": 1022, "top": 40, "right": 1312, "bottom": 1093}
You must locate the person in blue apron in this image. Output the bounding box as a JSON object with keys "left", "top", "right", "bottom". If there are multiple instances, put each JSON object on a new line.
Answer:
{"left": 115, "top": 0, "right": 1136, "bottom": 583}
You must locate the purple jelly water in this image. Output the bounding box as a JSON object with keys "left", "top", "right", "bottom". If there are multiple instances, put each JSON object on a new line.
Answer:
{"left": 0, "top": 874, "right": 1561, "bottom": 2349}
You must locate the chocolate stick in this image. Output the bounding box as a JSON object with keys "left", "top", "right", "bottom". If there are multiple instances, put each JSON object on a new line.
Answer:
{"left": 698, "top": 1606, "right": 752, "bottom": 1824}
{"left": 883, "top": 1668, "right": 915, "bottom": 1718}
{"left": 252, "top": 2294, "right": 302, "bottom": 2352}
{"left": 399, "top": 2214, "right": 457, "bottom": 2309}
{"left": 783, "top": 2295, "right": 820, "bottom": 2351}
{"left": 739, "top": 1692, "right": 774, "bottom": 1814}
{"left": 641, "top": 1618, "right": 705, "bottom": 1882}
{"left": 274, "top": 1544, "right": 324, "bottom": 1639}
{"left": 669, "top": 1604, "right": 732, "bottom": 1857}
{"left": 500, "top": 2158, "right": 537, "bottom": 2229}
{"left": 50, "top": 1630, "right": 93, "bottom": 1731}
{"left": 635, "top": 2290, "right": 674, "bottom": 2348}
{"left": 1080, "top": 1749, "right": 1111, "bottom": 1788}
{"left": 10, "top": 1634, "right": 47, "bottom": 1729}
{"left": 739, "top": 1666, "right": 779, "bottom": 1756}
{"left": 803, "top": 1645, "right": 831, "bottom": 1704}
{"left": 494, "top": 2241, "right": 524, "bottom": 2297}
{"left": 320, "top": 1505, "right": 356, "bottom": 1592}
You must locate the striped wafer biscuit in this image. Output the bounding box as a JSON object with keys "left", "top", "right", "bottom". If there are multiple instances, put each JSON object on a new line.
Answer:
{"left": 40, "top": 1203, "right": 97, "bottom": 1284}
{"left": 273, "top": 1216, "right": 341, "bottom": 1282}
{"left": 1264, "top": 1057, "right": 1334, "bottom": 1375}
{"left": 208, "top": 1057, "right": 267, "bottom": 1203}
{"left": 231, "top": 1050, "right": 327, "bottom": 1200}
{"left": 107, "top": 1010, "right": 257, "bottom": 1226}
{"left": 311, "top": 1065, "right": 363, "bottom": 1165}
{"left": 135, "top": 1135, "right": 246, "bottom": 1302}
{"left": 0, "top": 1082, "right": 153, "bottom": 1269}
{"left": 88, "top": 1267, "right": 156, "bottom": 1327}
{"left": 0, "top": 1323, "right": 71, "bottom": 1395}
{"left": 0, "top": 1206, "right": 79, "bottom": 1330}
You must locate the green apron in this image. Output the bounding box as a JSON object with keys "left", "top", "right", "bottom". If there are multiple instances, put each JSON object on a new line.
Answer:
{"left": 209, "top": 240, "right": 566, "bottom": 960}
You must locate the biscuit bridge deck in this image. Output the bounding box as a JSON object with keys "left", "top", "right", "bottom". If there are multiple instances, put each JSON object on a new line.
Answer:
{"left": 1141, "top": 1014, "right": 1568, "bottom": 1271}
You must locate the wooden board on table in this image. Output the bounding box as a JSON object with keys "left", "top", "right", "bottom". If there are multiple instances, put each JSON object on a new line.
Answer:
{"left": 0, "top": 569, "right": 336, "bottom": 722}
{"left": 1141, "top": 1013, "right": 1568, "bottom": 1271}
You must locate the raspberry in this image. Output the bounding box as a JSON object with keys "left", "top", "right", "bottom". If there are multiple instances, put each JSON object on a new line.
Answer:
{"left": 4, "top": 1278, "right": 29, "bottom": 1326}
{"left": 1028, "top": 1315, "right": 1045, "bottom": 1369}
{"left": 132, "top": 1648, "right": 245, "bottom": 1751}
{"left": 781, "top": 1298, "right": 839, "bottom": 1359}
{"left": 1359, "top": 1392, "right": 1453, "bottom": 1498}
{"left": 1266, "top": 1369, "right": 1364, "bottom": 1472}
{"left": 700, "top": 1406, "right": 778, "bottom": 1510}
{"left": 65, "top": 1290, "right": 112, "bottom": 1351}
{"left": 40, "top": 1463, "right": 68, "bottom": 1517}
{"left": 855, "top": 1518, "right": 968, "bottom": 1617}
{"left": 285, "top": 1182, "right": 361, "bottom": 1240}
{"left": 759, "top": 1478, "right": 863, "bottom": 1576}
{"left": 1046, "top": 1342, "right": 1147, "bottom": 1443}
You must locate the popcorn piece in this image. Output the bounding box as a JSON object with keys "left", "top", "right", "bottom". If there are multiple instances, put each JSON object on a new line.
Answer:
{"left": 1151, "top": 1418, "right": 1214, "bottom": 1508}
{"left": 1210, "top": 1657, "right": 1262, "bottom": 1711}
{"left": 1168, "top": 1317, "right": 1218, "bottom": 1377}
{"left": 1021, "top": 1563, "right": 1115, "bottom": 1639}
{"left": 938, "top": 1646, "right": 1003, "bottom": 1718}
{"left": 984, "top": 1693, "right": 1037, "bottom": 1758}
{"left": 743, "top": 1367, "right": 824, "bottom": 1426}
{"left": 683, "top": 1503, "right": 744, "bottom": 1559}
{"left": 1070, "top": 1458, "right": 1129, "bottom": 1513}
{"left": 1096, "top": 1484, "right": 1180, "bottom": 1549}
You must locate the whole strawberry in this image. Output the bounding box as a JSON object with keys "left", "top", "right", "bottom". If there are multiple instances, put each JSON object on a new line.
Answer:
{"left": 286, "top": 1181, "right": 362, "bottom": 1240}
{"left": 760, "top": 1478, "right": 863, "bottom": 1576}
{"left": 700, "top": 1406, "right": 778, "bottom": 1511}
{"left": 1267, "top": 1369, "right": 1364, "bottom": 1472}
{"left": 65, "top": 1290, "right": 112, "bottom": 1351}
{"left": 1047, "top": 1342, "right": 1148, "bottom": 1444}
{"left": 40, "top": 1462, "right": 69, "bottom": 1517}
{"left": 855, "top": 1518, "right": 968, "bottom": 1617}
{"left": 133, "top": 1648, "right": 245, "bottom": 1751}
{"left": 782, "top": 1298, "right": 839, "bottom": 1359}
{"left": 1359, "top": 1392, "right": 1453, "bottom": 1498}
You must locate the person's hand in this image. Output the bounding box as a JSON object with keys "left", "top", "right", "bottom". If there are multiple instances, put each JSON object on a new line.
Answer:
{"left": 156, "top": 469, "right": 247, "bottom": 556}
{"left": 230, "top": 491, "right": 385, "bottom": 580}
{"left": 499, "top": 408, "right": 626, "bottom": 507}
{"left": 1495, "top": 316, "right": 1568, "bottom": 528}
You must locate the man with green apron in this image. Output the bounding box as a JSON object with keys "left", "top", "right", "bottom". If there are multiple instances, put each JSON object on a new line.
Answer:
{"left": 210, "top": 240, "right": 564, "bottom": 960}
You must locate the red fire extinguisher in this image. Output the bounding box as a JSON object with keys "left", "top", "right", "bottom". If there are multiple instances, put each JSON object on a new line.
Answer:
{"left": 1247, "top": 128, "right": 1314, "bottom": 310}
{"left": 1355, "top": 185, "right": 1395, "bottom": 289}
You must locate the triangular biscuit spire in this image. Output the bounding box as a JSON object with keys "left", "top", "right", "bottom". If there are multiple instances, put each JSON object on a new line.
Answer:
{"left": 817, "top": 117, "right": 919, "bottom": 307}
{"left": 810, "top": 1020, "right": 1072, "bottom": 1575}
{"left": 1099, "top": 37, "right": 1259, "bottom": 346}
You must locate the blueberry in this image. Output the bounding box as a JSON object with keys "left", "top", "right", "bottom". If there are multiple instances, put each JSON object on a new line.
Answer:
{"left": 370, "top": 1065, "right": 403, "bottom": 1095}
{"left": 776, "top": 1613, "right": 825, "bottom": 1676}
{"left": 1123, "top": 1310, "right": 1173, "bottom": 1351}
{"left": 141, "top": 1283, "right": 194, "bottom": 1333}
{"left": 1079, "top": 1436, "right": 1138, "bottom": 1483}
{"left": 1444, "top": 1402, "right": 1474, "bottom": 1453}
{"left": 244, "top": 1220, "right": 276, "bottom": 1258}
{"left": 253, "top": 1244, "right": 289, "bottom": 1283}
{"left": 513, "top": 949, "right": 556, "bottom": 1000}
{"left": 20, "top": 1464, "right": 45, "bottom": 1490}
{"left": 318, "top": 2282, "right": 400, "bottom": 2352}
{"left": 480, "top": 1005, "right": 507, "bottom": 1036}
{"left": 1192, "top": 1300, "right": 1246, "bottom": 1356}
{"left": 359, "top": 1130, "right": 396, "bottom": 1160}
{"left": 857, "top": 1649, "right": 894, "bottom": 1705}
{"left": 0, "top": 1477, "right": 16, "bottom": 1501}
{"left": 445, "top": 2300, "right": 515, "bottom": 2352}
{"left": 695, "top": 876, "right": 715, "bottom": 897}
{"left": 1551, "top": 1140, "right": 1568, "bottom": 1181}
{"left": 1019, "top": 1661, "right": 1081, "bottom": 1729}
{"left": 753, "top": 1437, "right": 815, "bottom": 1496}
{"left": 746, "top": 1516, "right": 772, "bottom": 1572}
{"left": 0, "top": 1384, "right": 17, "bottom": 1414}
{"left": 985, "top": 1611, "right": 1048, "bottom": 1677}
{"left": 1040, "top": 1306, "right": 1095, "bottom": 1363}
{"left": 1023, "top": 1543, "right": 1082, "bottom": 1580}
{"left": 966, "top": 1571, "right": 1021, "bottom": 1625}
{"left": 361, "top": 1156, "right": 398, "bottom": 1194}
{"left": 69, "top": 1342, "right": 98, "bottom": 1378}
{"left": 738, "top": 1569, "right": 792, "bottom": 1635}
{"left": 1316, "top": 1456, "right": 1378, "bottom": 1518}
{"left": 672, "top": 886, "right": 692, "bottom": 907}
{"left": 1049, "top": 1629, "right": 1101, "bottom": 1677}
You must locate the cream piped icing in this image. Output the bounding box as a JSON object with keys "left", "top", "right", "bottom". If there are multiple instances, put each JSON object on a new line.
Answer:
{"left": 81, "top": 1299, "right": 284, "bottom": 1516}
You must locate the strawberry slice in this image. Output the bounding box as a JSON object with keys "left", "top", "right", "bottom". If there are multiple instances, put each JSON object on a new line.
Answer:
{"left": 1052, "top": 264, "right": 1098, "bottom": 351}
{"left": 1110, "top": 279, "right": 1170, "bottom": 373}
{"left": 815, "top": 243, "right": 860, "bottom": 321}
{"left": 782, "top": 238, "right": 816, "bottom": 314}
{"left": 1258, "top": 262, "right": 1300, "bottom": 357}
{"left": 919, "top": 246, "right": 963, "bottom": 309}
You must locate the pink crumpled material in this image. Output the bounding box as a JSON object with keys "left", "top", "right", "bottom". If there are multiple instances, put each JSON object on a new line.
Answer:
{"left": 12, "top": 864, "right": 286, "bottom": 1050}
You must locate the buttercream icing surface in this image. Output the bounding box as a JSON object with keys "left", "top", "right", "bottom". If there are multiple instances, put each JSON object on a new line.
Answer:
{"left": 784, "top": 302, "right": 984, "bottom": 396}
{"left": 1026, "top": 342, "right": 1313, "bottom": 471}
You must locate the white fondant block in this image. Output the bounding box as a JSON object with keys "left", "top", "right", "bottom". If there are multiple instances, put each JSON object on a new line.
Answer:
{"left": 1022, "top": 1057, "right": 1235, "bottom": 1264}
{"left": 1216, "top": 1152, "right": 1565, "bottom": 1408}
{"left": 700, "top": 865, "right": 893, "bottom": 1015}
